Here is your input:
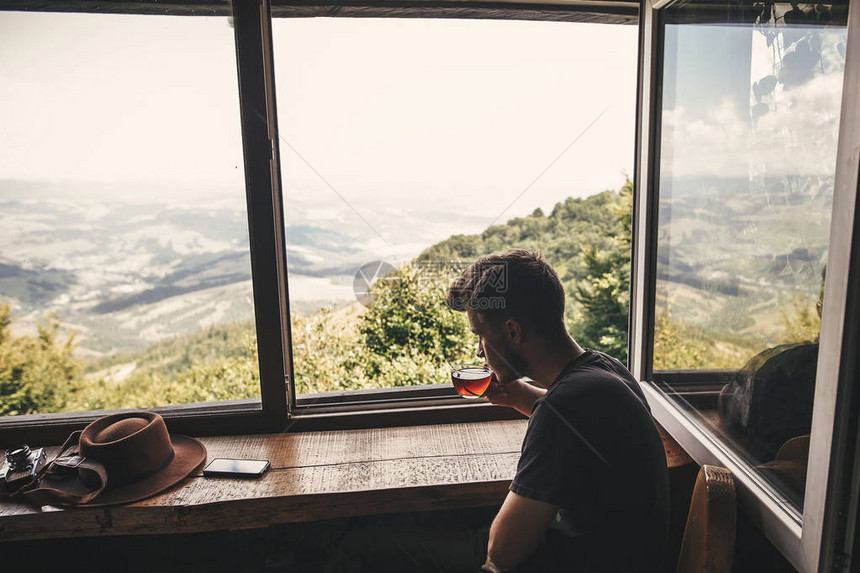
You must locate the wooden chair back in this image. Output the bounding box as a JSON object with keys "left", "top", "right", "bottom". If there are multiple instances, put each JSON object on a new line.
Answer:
{"left": 675, "top": 465, "right": 736, "bottom": 573}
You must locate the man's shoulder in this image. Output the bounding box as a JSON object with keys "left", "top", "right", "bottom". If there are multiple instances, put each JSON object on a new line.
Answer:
{"left": 541, "top": 350, "right": 649, "bottom": 413}
{"left": 550, "top": 350, "right": 637, "bottom": 393}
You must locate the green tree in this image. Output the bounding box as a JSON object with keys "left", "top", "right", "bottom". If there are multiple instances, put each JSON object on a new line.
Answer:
{"left": 652, "top": 304, "right": 753, "bottom": 370}
{"left": 418, "top": 182, "right": 633, "bottom": 356}
{"left": 69, "top": 321, "right": 260, "bottom": 411}
{"left": 652, "top": 308, "right": 712, "bottom": 370}
{"left": 574, "top": 179, "right": 632, "bottom": 362}
{"left": 359, "top": 263, "right": 473, "bottom": 365}
{"left": 291, "top": 305, "right": 369, "bottom": 394}
{"left": 779, "top": 292, "right": 822, "bottom": 344}
{"left": 288, "top": 264, "right": 476, "bottom": 394}
{"left": 0, "top": 304, "right": 80, "bottom": 415}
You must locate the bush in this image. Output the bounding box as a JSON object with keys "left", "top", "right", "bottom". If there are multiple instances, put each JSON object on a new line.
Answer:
{"left": 359, "top": 264, "right": 473, "bottom": 363}
{"left": 0, "top": 304, "right": 80, "bottom": 415}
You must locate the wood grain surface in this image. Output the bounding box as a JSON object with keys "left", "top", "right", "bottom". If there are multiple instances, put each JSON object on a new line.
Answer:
{"left": 0, "top": 420, "right": 527, "bottom": 542}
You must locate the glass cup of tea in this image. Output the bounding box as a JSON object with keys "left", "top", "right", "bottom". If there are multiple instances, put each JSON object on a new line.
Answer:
{"left": 450, "top": 364, "right": 493, "bottom": 398}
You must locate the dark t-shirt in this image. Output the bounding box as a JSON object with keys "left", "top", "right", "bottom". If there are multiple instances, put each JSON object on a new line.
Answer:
{"left": 510, "top": 350, "right": 669, "bottom": 573}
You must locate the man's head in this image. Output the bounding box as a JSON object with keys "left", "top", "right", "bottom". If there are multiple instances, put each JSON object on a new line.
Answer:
{"left": 446, "top": 249, "right": 567, "bottom": 382}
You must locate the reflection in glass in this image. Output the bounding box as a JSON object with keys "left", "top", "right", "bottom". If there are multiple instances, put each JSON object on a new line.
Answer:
{"left": 653, "top": 1, "right": 847, "bottom": 509}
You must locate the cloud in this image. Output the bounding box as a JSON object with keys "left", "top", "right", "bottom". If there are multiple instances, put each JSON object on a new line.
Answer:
{"left": 662, "top": 64, "right": 843, "bottom": 180}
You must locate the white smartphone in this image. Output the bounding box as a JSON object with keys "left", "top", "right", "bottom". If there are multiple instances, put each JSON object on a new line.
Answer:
{"left": 203, "top": 458, "right": 270, "bottom": 478}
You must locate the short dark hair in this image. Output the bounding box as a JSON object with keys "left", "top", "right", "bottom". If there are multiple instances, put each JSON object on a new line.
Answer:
{"left": 446, "top": 249, "right": 566, "bottom": 333}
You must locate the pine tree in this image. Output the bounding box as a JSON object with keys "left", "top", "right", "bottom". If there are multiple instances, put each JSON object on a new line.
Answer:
{"left": 574, "top": 180, "right": 632, "bottom": 363}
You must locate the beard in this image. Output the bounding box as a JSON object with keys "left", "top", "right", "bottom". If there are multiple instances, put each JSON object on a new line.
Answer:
{"left": 491, "top": 342, "right": 529, "bottom": 384}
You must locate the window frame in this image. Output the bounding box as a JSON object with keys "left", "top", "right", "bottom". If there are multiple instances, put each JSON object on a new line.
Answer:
{"left": 0, "top": 0, "right": 291, "bottom": 445}
{"left": 266, "top": 0, "right": 639, "bottom": 423}
{"left": 0, "top": 0, "right": 640, "bottom": 444}
{"left": 629, "top": 0, "right": 860, "bottom": 570}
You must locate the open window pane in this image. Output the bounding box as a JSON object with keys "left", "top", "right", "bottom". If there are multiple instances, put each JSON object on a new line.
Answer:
{"left": 0, "top": 9, "right": 260, "bottom": 416}
{"left": 273, "top": 16, "right": 637, "bottom": 399}
{"left": 652, "top": 0, "right": 848, "bottom": 509}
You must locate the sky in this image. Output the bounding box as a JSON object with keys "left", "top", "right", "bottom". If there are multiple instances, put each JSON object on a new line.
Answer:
{"left": 273, "top": 17, "right": 636, "bottom": 214}
{"left": 270, "top": 16, "right": 638, "bottom": 262}
{"left": 661, "top": 23, "right": 846, "bottom": 181}
{"left": 0, "top": 11, "right": 637, "bottom": 218}
{"left": 0, "top": 11, "right": 245, "bottom": 202}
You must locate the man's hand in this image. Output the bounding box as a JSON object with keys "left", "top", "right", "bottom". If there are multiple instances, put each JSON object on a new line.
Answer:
{"left": 484, "top": 377, "right": 546, "bottom": 417}
{"left": 485, "top": 491, "right": 559, "bottom": 570}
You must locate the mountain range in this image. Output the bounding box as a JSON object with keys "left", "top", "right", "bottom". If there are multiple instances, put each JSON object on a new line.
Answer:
{"left": 0, "top": 179, "right": 487, "bottom": 356}
{"left": 1, "top": 174, "right": 830, "bottom": 360}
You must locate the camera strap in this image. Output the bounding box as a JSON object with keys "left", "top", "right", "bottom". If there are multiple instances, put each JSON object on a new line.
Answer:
{"left": 21, "top": 431, "right": 108, "bottom": 507}
{"left": 0, "top": 436, "right": 72, "bottom": 502}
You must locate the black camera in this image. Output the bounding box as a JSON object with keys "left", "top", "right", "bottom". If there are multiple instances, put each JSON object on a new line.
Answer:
{"left": 2, "top": 445, "right": 47, "bottom": 493}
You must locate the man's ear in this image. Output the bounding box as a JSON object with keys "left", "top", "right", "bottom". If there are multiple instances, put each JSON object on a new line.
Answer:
{"left": 504, "top": 318, "right": 524, "bottom": 345}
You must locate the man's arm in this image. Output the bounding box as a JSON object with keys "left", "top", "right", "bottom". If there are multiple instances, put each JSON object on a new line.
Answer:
{"left": 484, "top": 491, "right": 559, "bottom": 571}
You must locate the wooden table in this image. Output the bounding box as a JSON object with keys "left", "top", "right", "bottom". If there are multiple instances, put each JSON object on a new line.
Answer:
{"left": 0, "top": 420, "right": 527, "bottom": 542}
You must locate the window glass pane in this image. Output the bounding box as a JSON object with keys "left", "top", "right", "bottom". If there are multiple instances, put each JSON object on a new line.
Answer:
{"left": 0, "top": 8, "right": 259, "bottom": 416}
{"left": 273, "top": 17, "right": 637, "bottom": 398}
{"left": 653, "top": 0, "right": 848, "bottom": 509}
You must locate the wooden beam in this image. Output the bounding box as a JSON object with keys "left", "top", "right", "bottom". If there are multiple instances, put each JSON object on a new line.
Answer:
{"left": 1, "top": 0, "right": 637, "bottom": 25}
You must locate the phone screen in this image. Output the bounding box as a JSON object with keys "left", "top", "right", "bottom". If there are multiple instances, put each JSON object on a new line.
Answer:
{"left": 203, "top": 458, "right": 270, "bottom": 478}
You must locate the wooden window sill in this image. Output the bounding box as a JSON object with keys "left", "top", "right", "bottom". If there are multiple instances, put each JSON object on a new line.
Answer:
{"left": 0, "top": 420, "right": 527, "bottom": 542}
{"left": 0, "top": 417, "right": 691, "bottom": 543}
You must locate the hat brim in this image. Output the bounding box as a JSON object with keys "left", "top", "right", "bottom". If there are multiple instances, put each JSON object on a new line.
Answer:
{"left": 78, "top": 434, "right": 207, "bottom": 508}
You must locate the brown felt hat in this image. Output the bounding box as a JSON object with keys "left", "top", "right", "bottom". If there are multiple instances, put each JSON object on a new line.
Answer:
{"left": 72, "top": 411, "right": 206, "bottom": 506}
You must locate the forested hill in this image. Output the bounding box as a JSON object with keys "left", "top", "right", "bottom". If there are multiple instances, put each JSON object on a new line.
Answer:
{"left": 418, "top": 190, "right": 624, "bottom": 267}
{"left": 418, "top": 185, "right": 632, "bottom": 360}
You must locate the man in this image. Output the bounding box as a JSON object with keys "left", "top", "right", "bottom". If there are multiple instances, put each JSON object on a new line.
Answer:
{"left": 327, "top": 249, "right": 668, "bottom": 573}
{"left": 447, "top": 249, "right": 669, "bottom": 573}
